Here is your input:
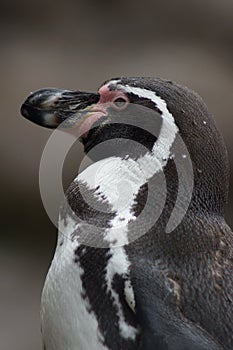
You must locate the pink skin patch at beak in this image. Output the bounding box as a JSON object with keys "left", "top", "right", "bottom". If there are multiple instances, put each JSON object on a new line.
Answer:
{"left": 78, "top": 110, "right": 106, "bottom": 138}
{"left": 78, "top": 82, "right": 129, "bottom": 138}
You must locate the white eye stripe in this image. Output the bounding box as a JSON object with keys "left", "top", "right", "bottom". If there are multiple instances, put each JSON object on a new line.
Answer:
{"left": 117, "top": 84, "right": 175, "bottom": 124}
{"left": 117, "top": 84, "right": 178, "bottom": 175}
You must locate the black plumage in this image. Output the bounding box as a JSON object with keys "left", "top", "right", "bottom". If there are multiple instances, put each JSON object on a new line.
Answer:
{"left": 21, "top": 77, "right": 233, "bottom": 350}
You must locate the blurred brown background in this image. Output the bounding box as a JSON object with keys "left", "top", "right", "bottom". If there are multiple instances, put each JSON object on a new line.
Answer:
{"left": 1, "top": 0, "right": 233, "bottom": 349}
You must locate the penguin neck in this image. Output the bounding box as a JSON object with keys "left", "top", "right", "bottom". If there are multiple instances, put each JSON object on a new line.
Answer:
{"left": 79, "top": 89, "right": 180, "bottom": 232}
{"left": 78, "top": 151, "right": 162, "bottom": 213}
{"left": 77, "top": 149, "right": 166, "bottom": 245}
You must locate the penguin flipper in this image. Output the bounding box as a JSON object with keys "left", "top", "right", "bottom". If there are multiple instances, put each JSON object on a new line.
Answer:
{"left": 133, "top": 270, "right": 223, "bottom": 350}
{"left": 137, "top": 307, "right": 223, "bottom": 350}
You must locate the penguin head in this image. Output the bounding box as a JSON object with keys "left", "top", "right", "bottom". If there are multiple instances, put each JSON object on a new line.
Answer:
{"left": 21, "top": 77, "right": 229, "bottom": 214}
{"left": 20, "top": 79, "right": 164, "bottom": 158}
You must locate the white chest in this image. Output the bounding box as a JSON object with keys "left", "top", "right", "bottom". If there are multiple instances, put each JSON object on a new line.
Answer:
{"left": 40, "top": 156, "right": 153, "bottom": 350}
{"left": 41, "top": 237, "right": 109, "bottom": 350}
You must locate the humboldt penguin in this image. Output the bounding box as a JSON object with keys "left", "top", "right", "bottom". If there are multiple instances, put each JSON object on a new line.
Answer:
{"left": 21, "top": 77, "right": 233, "bottom": 350}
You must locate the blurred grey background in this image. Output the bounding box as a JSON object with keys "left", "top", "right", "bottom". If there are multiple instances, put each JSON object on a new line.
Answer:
{"left": 1, "top": 0, "right": 233, "bottom": 349}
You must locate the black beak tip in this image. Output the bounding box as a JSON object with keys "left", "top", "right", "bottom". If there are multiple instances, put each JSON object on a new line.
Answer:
{"left": 20, "top": 88, "right": 67, "bottom": 128}
{"left": 20, "top": 101, "right": 33, "bottom": 119}
{"left": 20, "top": 87, "right": 100, "bottom": 129}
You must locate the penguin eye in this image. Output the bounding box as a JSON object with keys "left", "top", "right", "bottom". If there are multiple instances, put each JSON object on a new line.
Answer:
{"left": 113, "top": 97, "right": 128, "bottom": 109}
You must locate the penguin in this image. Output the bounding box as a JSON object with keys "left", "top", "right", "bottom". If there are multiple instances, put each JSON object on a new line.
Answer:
{"left": 21, "top": 77, "right": 233, "bottom": 350}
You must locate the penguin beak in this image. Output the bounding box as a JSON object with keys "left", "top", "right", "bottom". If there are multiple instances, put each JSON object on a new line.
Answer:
{"left": 20, "top": 88, "right": 100, "bottom": 129}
